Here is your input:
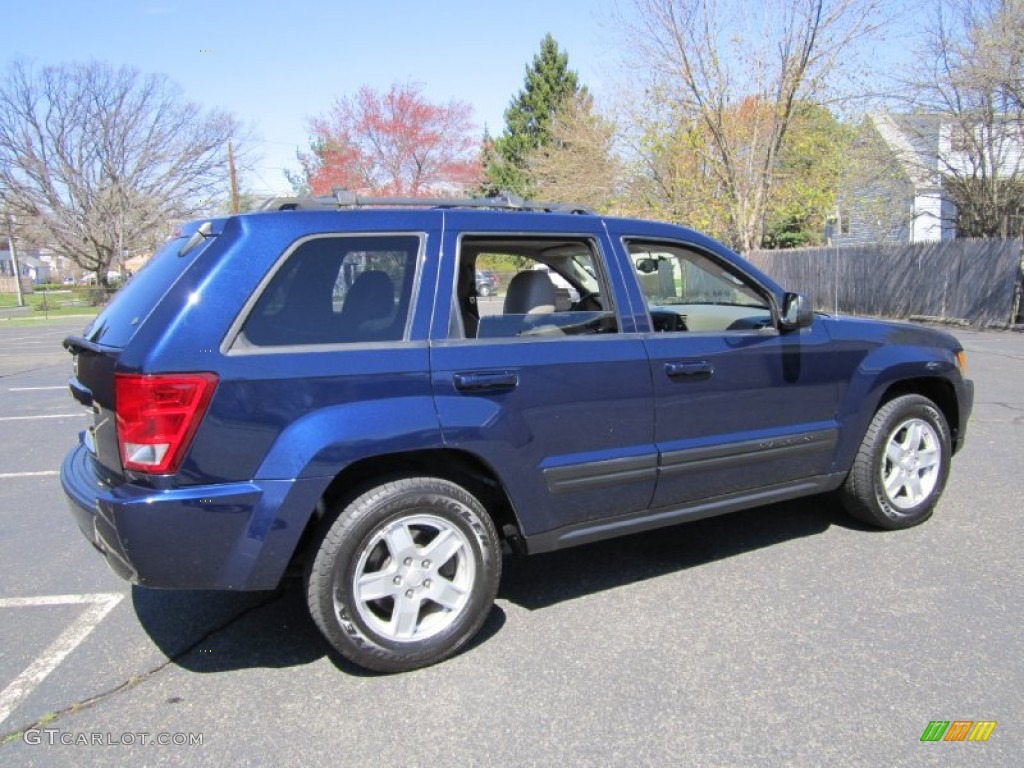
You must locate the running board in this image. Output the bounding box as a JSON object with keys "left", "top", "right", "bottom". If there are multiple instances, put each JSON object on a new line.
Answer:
{"left": 525, "top": 473, "right": 846, "bottom": 554}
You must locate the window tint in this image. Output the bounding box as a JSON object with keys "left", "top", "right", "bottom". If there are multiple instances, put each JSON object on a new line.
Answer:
{"left": 84, "top": 222, "right": 215, "bottom": 348}
{"left": 242, "top": 235, "right": 419, "bottom": 346}
{"left": 452, "top": 237, "right": 617, "bottom": 340}
{"left": 627, "top": 241, "right": 773, "bottom": 333}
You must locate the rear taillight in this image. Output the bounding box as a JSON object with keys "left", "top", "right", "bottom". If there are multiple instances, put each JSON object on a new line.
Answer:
{"left": 114, "top": 372, "right": 218, "bottom": 474}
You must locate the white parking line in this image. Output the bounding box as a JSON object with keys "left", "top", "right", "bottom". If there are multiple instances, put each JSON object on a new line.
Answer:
{"left": 8, "top": 386, "right": 68, "bottom": 392}
{"left": 0, "top": 593, "right": 123, "bottom": 726}
{"left": 0, "top": 471, "right": 59, "bottom": 479}
{"left": 0, "top": 414, "right": 81, "bottom": 421}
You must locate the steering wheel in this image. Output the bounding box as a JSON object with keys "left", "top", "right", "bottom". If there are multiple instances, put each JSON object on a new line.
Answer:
{"left": 572, "top": 292, "right": 602, "bottom": 311}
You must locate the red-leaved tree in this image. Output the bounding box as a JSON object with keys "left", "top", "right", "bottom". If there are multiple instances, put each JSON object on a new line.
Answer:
{"left": 298, "top": 82, "right": 481, "bottom": 196}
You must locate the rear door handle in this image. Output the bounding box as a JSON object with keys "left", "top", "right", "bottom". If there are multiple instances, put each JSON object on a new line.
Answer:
{"left": 453, "top": 371, "right": 519, "bottom": 392}
{"left": 665, "top": 360, "right": 714, "bottom": 379}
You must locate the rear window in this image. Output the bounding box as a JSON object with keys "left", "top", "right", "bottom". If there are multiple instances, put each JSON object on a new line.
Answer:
{"left": 239, "top": 234, "right": 421, "bottom": 347}
{"left": 83, "top": 221, "right": 218, "bottom": 348}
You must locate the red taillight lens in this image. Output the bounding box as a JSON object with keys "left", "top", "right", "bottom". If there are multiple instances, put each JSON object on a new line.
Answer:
{"left": 114, "top": 373, "right": 218, "bottom": 474}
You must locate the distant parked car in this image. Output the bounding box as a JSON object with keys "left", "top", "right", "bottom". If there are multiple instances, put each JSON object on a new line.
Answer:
{"left": 475, "top": 270, "right": 498, "bottom": 297}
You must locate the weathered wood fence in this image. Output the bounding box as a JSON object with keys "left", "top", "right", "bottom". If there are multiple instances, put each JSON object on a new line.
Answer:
{"left": 0, "top": 276, "right": 33, "bottom": 294}
{"left": 746, "top": 239, "right": 1023, "bottom": 327}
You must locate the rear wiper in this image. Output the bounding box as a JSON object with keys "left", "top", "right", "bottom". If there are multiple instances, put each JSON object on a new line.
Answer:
{"left": 178, "top": 221, "right": 215, "bottom": 257}
{"left": 63, "top": 335, "right": 108, "bottom": 355}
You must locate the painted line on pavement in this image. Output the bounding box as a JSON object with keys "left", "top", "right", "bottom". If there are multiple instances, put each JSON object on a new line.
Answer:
{"left": 0, "top": 471, "right": 59, "bottom": 479}
{"left": 0, "top": 593, "right": 124, "bottom": 726}
{"left": 0, "top": 414, "right": 81, "bottom": 421}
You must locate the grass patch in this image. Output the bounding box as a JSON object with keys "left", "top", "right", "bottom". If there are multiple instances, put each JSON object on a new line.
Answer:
{"left": 30, "top": 304, "right": 99, "bottom": 317}
{"left": 0, "top": 308, "right": 98, "bottom": 326}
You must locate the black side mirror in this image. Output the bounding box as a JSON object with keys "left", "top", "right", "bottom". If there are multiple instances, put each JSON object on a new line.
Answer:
{"left": 780, "top": 292, "right": 813, "bottom": 331}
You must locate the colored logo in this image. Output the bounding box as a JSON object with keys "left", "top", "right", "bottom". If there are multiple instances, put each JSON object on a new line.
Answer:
{"left": 920, "top": 721, "right": 997, "bottom": 742}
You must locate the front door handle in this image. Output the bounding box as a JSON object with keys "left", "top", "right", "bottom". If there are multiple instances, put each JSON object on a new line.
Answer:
{"left": 453, "top": 371, "right": 519, "bottom": 392}
{"left": 665, "top": 360, "right": 714, "bottom": 379}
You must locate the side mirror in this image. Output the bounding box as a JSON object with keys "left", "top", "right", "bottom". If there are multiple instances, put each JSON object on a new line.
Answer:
{"left": 781, "top": 292, "right": 813, "bottom": 331}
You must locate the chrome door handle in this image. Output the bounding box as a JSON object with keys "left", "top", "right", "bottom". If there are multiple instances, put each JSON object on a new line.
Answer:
{"left": 664, "top": 361, "right": 713, "bottom": 379}
{"left": 453, "top": 371, "right": 519, "bottom": 392}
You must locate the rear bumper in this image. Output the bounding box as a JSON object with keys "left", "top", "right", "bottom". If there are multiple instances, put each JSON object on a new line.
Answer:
{"left": 61, "top": 442, "right": 323, "bottom": 590}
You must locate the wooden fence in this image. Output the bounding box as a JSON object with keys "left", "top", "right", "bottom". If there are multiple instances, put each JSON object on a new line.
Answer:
{"left": 0, "top": 276, "right": 33, "bottom": 294}
{"left": 746, "top": 239, "right": 1023, "bottom": 327}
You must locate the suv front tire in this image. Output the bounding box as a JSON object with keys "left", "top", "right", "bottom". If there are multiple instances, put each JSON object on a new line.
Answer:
{"left": 839, "top": 394, "right": 952, "bottom": 529}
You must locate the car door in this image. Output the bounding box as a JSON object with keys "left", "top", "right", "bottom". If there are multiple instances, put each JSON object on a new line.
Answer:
{"left": 428, "top": 215, "right": 656, "bottom": 539}
{"left": 618, "top": 235, "right": 843, "bottom": 510}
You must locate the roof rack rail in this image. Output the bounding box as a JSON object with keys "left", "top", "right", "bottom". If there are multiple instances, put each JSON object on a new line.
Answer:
{"left": 258, "top": 189, "right": 594, "bottom": 215}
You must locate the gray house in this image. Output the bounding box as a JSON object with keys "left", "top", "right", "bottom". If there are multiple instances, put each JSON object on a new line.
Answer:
{"left": 0, "top": 248, "right": 51, "bottom": 284}
{"left": 835, "top": 113, "right": 961, "bottom": 246}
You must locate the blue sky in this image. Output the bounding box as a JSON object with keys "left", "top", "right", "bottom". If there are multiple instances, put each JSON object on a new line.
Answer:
{"left": 4, "top": 0, "right": 623, "bottom": 194}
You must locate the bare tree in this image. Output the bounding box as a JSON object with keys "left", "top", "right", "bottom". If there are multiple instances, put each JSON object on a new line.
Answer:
{"left": 0, "top": 60, "right": 241, "bottom": 283}
{"left": 622, "top": 0, "right": 885, "bottom": 251}
{"left": 899, "top": 0, "right": 1024, "bottom": 237}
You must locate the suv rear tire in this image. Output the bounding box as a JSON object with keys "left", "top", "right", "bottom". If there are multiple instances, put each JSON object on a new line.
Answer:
{"left": 306, "top": 477, "right": 501, "bottom": 672}
{"left": 839, "top": 394, "right": 951, "bottom": 529}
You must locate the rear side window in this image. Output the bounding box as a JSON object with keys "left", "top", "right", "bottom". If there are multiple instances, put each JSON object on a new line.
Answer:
{"left": 241, "top": 235, "right": 420, "bottom": 347}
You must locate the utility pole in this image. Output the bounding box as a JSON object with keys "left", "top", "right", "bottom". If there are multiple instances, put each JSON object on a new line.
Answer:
{"left": 228, "top": 140, "right": 240, "bottom": 214}
{"left": 4, "top": 203, "right": 25, "bottom": 308}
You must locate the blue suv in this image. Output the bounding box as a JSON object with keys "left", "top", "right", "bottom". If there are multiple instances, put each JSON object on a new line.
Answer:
{"left": 61, "top": 193, "right": 973, "bottom": 672}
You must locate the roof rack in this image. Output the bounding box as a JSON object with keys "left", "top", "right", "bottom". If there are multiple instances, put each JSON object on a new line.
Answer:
{"left": 258, "top": 189, "right": 594, "bottom": 215}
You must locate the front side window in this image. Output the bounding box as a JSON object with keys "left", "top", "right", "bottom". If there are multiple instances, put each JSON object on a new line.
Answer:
{"left": 241, "top": 235, "right": 419, "bottom": 346}
{"left": 627, "top": 241, "right": 773, "bottom": 333}
{"left": 451, "top": 236, "right": 617, "bottom": 340}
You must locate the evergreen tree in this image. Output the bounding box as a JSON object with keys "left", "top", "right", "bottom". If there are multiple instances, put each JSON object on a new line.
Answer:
{"left": 484, "top": 34, "right": 583, "bottom": 197}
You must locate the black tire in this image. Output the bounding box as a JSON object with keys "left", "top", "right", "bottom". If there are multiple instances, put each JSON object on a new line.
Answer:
{"left": 839, "top": 394, "right": 951, "bottom": 529}
{"left": 478, "top": 284, "right": 491, "bottom": 297}
{"left": 306, "top": 477, "right": 501, "bottom": 672}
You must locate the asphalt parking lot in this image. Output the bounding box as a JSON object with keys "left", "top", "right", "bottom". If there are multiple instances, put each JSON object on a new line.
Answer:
{"left": 0, "top": 316, "right": 1020, "bottom": 766}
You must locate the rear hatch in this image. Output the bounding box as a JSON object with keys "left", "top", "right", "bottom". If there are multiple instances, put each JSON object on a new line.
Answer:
{"left": 64, "top": 220, "right": 220, "bottom": 483}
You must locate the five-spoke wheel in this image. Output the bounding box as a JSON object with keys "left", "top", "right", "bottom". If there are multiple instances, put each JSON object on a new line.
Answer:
{"left": 880, "top": 416, "right": 942, "bottom": 510}
{"left": 352, "top": 514, "right": 476, "bottom": 642}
